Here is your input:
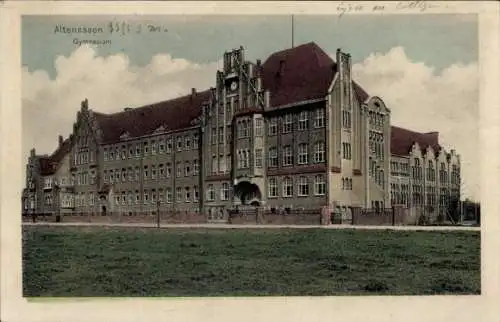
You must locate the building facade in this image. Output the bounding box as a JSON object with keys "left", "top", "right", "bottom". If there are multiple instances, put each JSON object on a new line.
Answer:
{"left": 22, "top": 42, "right": 461, "bottom": 222}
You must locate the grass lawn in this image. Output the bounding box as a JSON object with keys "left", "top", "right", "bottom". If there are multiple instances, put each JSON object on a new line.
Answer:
{"left": 22, "top": 226, "right": 480, "bottom": 297}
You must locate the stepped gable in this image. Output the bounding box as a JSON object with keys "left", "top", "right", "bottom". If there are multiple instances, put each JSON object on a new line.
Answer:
{"left": 261, "top": 41, "right": 370, "bottom": 108}
{"left": 93, "top": 89, "right": 211, "bottom": 144}
{"left": 391, "top": 126, "right": 441, "bottom": 156}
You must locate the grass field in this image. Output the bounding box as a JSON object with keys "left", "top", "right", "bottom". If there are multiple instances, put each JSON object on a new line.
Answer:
{"left": 22, "top": 226, "right": 480, "bottom": 296}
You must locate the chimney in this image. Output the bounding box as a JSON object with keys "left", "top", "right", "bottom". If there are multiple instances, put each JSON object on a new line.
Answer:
{"left": 191, "top": 88, "right": 196, "bottom": 96}
{"left": 124, "top": 107, "right": 132, "bottom": 112}
{"left": 81, "top": 98, "right": 89, "bottom": 111}
{"left": 30, "top": 148, "right": 36, "bottom": 157}
{"left": 256, "top": 59, "right": 261, "bottom": 67}
{"left": 58, "top": 135, "right": 63, "bottom": 146}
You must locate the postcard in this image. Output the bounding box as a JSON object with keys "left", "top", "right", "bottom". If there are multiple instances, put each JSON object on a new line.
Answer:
{"left": 1, "top": 1, "right": 499, "bottom": 322}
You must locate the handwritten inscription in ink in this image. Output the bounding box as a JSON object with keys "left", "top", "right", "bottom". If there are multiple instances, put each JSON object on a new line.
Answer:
{"left": 108, "top": 21, "right": 169, "bottom": 35}
{"left": 336, "top": 1, "right": 449, "bottom": 18}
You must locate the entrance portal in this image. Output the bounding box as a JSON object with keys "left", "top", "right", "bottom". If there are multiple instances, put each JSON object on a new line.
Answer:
{"left": 234, "top": 181, "right": 262, "bottom": 205}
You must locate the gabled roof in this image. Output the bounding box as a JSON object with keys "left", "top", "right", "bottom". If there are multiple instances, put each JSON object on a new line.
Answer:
{"left": 86, "top": 42, "right": 372, "bottom": 144}
{"left": 94, "top": 90, "right": 211, "bottom": 144}
{"left": 38, "top": 137, "right": 72, "bottom": 176}
{"left": 261, "top": 42, "right": 370, "bottom": 108}
{"left": 391, "top": 126, "right": 441, "bottom": 156}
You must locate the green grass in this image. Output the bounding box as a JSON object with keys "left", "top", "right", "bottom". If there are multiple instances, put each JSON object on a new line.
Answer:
{"left": 22, "top": 226, "right": 480, "bottom": 297}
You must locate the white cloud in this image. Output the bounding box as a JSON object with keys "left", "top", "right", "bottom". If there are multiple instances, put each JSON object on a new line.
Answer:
{"left": 23, "top": 45, "right": 479, "bottom": 200}
{"left": 352, "top": 47, "right": 479, "bottom": 200}
{"left": 22, "top": 45, "right": 220, "bottom": 162}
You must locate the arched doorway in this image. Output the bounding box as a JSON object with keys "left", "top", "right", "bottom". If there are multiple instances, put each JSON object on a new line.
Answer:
{"left": 234, "top": 181, "right": 262, "bottom": 206}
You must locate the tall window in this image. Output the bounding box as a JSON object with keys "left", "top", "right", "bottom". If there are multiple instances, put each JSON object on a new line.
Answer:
{"left": 221, "top": 183, "right": 230, "bottom": 201}
{"left": 185, "top": 187, "right": 191, "bottom": 202}
{"left": 342, "top": 110, "right": 351, "bottom": 129}
{"left": 268, "top": 117, "right": 278, "bottom": 135}
{"left": 143, "top": 166, "right": 149, "bottom": 180}
{"left": 193, "top": 134, "right": 199, "bottom": 149}
{"left": 159, "top": 164, "right": 165, "bottom": 178}
{"left": 184, "top": 161, "right": 191, "bottom": 177}
{"left": 314, "top": 141, "right": 325, "bottom": 163}
{"left": 314, "top": 108, "right": 325, "bottom": 128}
{"left": 176, "top": 162, "right": 182, "bottom": 178}
{"left": 177, "top": 137, "right": 183, "bottom": 151}
{"left": 298, "top": 176, "right": 309, "bottom": 196}
{"left": 255, "top": 149, "right": 263, "bottom": 168}
{"left": 193, "top": 159, "right": 199, "bottom": 175}
{"left": 212, "top": 155, "right": 217, "bottom": 174}
{"left": 314, "top": 175, "right": 326, "bottom": 195}
{"left": 283, "top": 177, "right": 293, "bottom": 197}
{"left": 151, "top": 140, "right": 157, "bottom": 154}
{"left": 298, "top": 111, "right": 308, "bottom": 131}
{"left": 166, "top": 138, "right": 173, "bottom": 153}
{"left": 151, "top": 165, "right": 157, "bottom": 180}
{"left": 268, "top": 178, "right": 278, "bottom": 197}
{"left": 255, "top": 118, "right": 264, "bottom": 136}
{"left": 166, "top": 163, "right": 172, "bottom": 178}
{"left": 159, "top": 139, "right": 165, "bottom": 153}
{"left": 268, "top": 147, "right": 278, "bottom": 167}
{"left": 342, "top": 142, "right": 351, "bottom": 160}
{"left": 176, "top": 187, "right": 182, "bottom": 201}
{"left": 207, "top": 184, "right": 215, "bottom": 201}
{"left": 219, "top": 154, "right": 226, "bottom": 173}
{"left": 218, "top": 127, "right": 224, "bottom": 143}
{"left": 283, "top": 114, "right": 293, "bottom": 133}
{"left": 427, "top": 160, "right": 435, "bottom": 181}
{"left": 193, "top": 186, "right": 199, "bottom": 202}
{"left": 298, "top": 143, "right": 309, "bottom": 165}
{"left": 166, "top": 188, "right": 172, "bottom": 203}
{"left": 283, "top": 145, "right": 293, "bottom": 166}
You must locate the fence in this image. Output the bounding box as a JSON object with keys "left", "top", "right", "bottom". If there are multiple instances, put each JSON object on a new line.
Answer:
{"left": 351, "top": 206, "right": 412, "bottom": 226}
{"left": 22, "top": 211, "right": 207, "bottom": 224}
{"left": 22, "top": 206, "right": 414, "bottom": 226}
{"left": 228, "top": 207, "right": 329, "bottom": 225}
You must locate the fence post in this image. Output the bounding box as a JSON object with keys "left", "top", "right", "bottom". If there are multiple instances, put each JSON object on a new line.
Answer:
{"left": 392, "top": 206, "right": 396, "bottom": 226}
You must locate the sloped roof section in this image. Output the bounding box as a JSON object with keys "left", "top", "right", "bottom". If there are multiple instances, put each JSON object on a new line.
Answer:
{"left": 262, "top": 42, "right": 335, "bottom": 108}
{"left": 38, "top": 137, "right": 73, "bottom": 176}
{"left": 93, "top": 90, "right": 211, "bottom": 144}
{"left": 391, "top": 126, "right": 441, "bottom": 156}
{"left": 261, "top": 42, "right": 371, "bottom": 108}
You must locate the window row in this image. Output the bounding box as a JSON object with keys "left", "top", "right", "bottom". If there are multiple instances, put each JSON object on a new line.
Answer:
{"left": 342, "top": 177, "right": 352, "bottom": 190}
{"left": 73, "top": 150, "right": 95, "bottom": 166}
{"left": 206, "top": 183, "right": 231, "bottom": 201}
{"left": 212, "top": 155, "right": 231, "bottom": 174}
{"left": 113, "top": 187, "right": 200, "bottom": 205}
{"left": 268, "top": 142, "right": 326, "bottom": 167}
{"left": 103, "top": 134, "right": 199, "bottom": 161}
{"left": 103, "top": 161, "right": 199, "bottom": 183}
{"left": 268, "top": 108, "right": 326, "bottom": 136}
{"left": 267, "top": 175, "right": 326, "bottom": 198}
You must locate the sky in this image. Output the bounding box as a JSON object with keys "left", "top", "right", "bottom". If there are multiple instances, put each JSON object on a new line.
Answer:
{"left": 21, "top": 14, "right": 479, "bottom": 200}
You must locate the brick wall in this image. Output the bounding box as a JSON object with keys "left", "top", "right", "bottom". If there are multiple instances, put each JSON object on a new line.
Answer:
{"left": 351, "top": 206, "right": 408, "bottom": 226}
{"left": 23, "top": 211, "right": 207, "bottom": 224}
{"left": 228, "top": 208, "right": 324, "bottom": 225}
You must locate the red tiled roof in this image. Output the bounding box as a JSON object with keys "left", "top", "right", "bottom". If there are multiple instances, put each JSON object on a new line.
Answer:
{"left": 94, "top": 90, "right": 211, "bottom": 144}
{"left": 262, "top": 42, "right": 370, "bottom": 108}
{"left": 262, "top": 42, "right": 335, "bottom": 108}
{"left": 90, "top": 43, "right": 371, "bottom": 143}
{"left": 391, "top": 126, "right": 441, "bottom": 156}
